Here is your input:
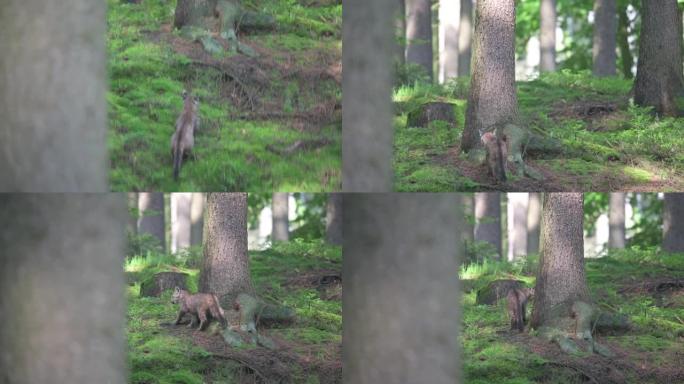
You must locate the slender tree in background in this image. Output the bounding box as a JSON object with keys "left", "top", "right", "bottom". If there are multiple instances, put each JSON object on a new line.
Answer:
{"left": 527, "top": 193, "right": 542, "bottom": 255}
{"left": 326, "top": 193, "right": 343, "bottom": 245}
{"left": 608, "top": 192, "right": 625, "bottom": 249}
{"left": 507, "top": 193, "right": 528, "bottom": 261}
{"left": 138, "top": 192, "right": 166, "bottom": 252}
{"left": 439, "top": 0, "right": 459, "bottom": 82}
{"left": 171, "top": 193, "right": 192, "bottom": 253}
{"left": 395, "top": 0, "right": 407, "bottom": 66}
{"left": 128, "top": 192, "right": 139, "bottom": 235}
{"left": 462, "top": 0, "right": 518, "bottom": 152}
{"left": 461, "top": 194, "right": 475, "bottom": 261}
{"left": 190, "top": 193, "right": 205, "bottom": 246}
{"left": 343, "top": 0, "right": 394, "bottom": 191}
{"left": 540, "top": 0, "right": 557, "bottom": 72}
{"left": 531, "top": 193, "right": 591, "bottom": 329}
{"left": 634, "top": 0, "right": 683, "bottom": 116}
{"left": 0, "top": 0, "right": 107, "bottom": 192}
{"left": 663, "top": 193, "right": 684, "bottom": 252}
{"left": 200, "top": 193, "right": 252, "bottom": 307}
{"left": 474, "top": 193, "right": 502, "bottom": 259}
{"left": 343, "top": 194, "right": 461, "bottom": 384}
{"left": 617, "top": 3, "right": 634, "bottom": 79}
{"left": 592, "top": 0, "right": 617, "bottom": 76}
{"left": 458, "top": 0, "right": 473, "bottom": 77}
{"left": 272, "top": 193, "right": 289, "bottom": 242}
{"left": 0, "top": 195, "right": 126, "bottom": 383}
{"left": 405, "top": 0, "right": 433, "bottom": 80}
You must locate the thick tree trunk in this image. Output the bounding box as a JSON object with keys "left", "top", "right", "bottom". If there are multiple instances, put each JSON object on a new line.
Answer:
{"left": 343, "top": 0, "right": 394, "bottom": 191}
{"left": 405, "top": 0, "right": 433, "bottom": 81}
{"left": 326, "top": 193, "right": 343, "bottom": 245}
{"left": 171, "top": 193, "right": 192, "bottom": 253}
{"left": 592, "top": 0, "right": 617, "bottom": 76}
{"left": 272, "top": 193, "right": 289, "bottom": 242}
{"left": 531, "top": 193, "right": 590, "bottom": 329}
{"left": 190, "top": 193, "right": 205, "bottom": 246}
{"left": 608, "top": 193, "right": 625, "bottom": 249}
{"left": 474, "top": 193, "right": 502, "bottom": 259}
{"left": 174, "top": 0, "right": 217, "bottom": 30}
{"left": 200, "top": 193, "right": 252, "bottom": 307}
{"left": 439, "top": 0, "right": 460, "bottom": 82}
{"left": 458, "top": 0, "right": 473, "bottom": 77}
{"left": 343, "top": 194, "right": 461, "bottom": 384}
{"left": 462, "top": 0, "right": 518, "bottom": 152}
{"left": 0, "top": 194, "right": 126, "bottom": 383}
{"left": 138, "top": 192, "right": 166, "bottom": 252}
{"left": 634, "top": 0, "right": 683, "bottom": 116}
{"left": 663, "top": 193, "right": 684, "bottom": 252}
{"left": 540, "top": 0, "right": 557, "bottom": 72}
{"left": 507, "top": 193, "right": 528, "bottom": 261}
{"left": 527, "top": 192, "right": 542, "bottom": 255}
{"left": 0, "top": 0, "right": 107, "bottom": 192}
{"left": 617, "top": 4, "right": 634, "bottom": 79}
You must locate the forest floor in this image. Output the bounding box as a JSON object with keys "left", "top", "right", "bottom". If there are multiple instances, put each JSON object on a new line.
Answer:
{"left": 395, "top": 72, "right": 684, "bottom": 192}
{"left": 125, "top": 241, "right": 341, "bottom": 384}
{"left": 462, "top": 249, "right": 684, "bottom": 384}
{"left": 108, "top": 0, "right": 341, "bottom": 191}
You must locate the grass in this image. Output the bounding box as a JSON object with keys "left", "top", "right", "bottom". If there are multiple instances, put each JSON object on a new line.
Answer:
{"left": 394, "top": 70, "right": 684, "bottom": 191}
{"left": 108, "top": 0, "right": 341, "bottom": 191}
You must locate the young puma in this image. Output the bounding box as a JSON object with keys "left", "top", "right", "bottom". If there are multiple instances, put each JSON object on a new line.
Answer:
{"left": 171, "top": 287, "right": 226, "bottom": 330}
{"left": 171, "top": 90, "right": 200, "bottom": 180}
{"left": 507, "top": 287, "right": 534, "bottom": 332}
{"left": 481, "top": 131, "right": 508, "bottom": 182}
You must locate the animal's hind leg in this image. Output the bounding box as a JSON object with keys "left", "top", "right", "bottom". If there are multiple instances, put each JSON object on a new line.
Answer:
{"left": 197, "top": 311, "right": 208, "bottom": 331}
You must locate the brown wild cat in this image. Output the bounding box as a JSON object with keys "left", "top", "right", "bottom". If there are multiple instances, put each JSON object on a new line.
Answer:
{"left": 481, "top": 131, "right": 507, "bottom": 182}
{"left": 507, "top": 287, "right": 534, "bottom": 332}
{"left": 171, "top": 90, "right": 199, "bottom": 180}
{"left": 171, "top": 287, "right": 226, "bottom": 330}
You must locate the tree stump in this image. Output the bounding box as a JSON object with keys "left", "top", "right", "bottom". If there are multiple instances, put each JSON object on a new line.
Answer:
{"left": 406, "top": 102, "right": 456, "bottom": 128}
{"left": 140, "top": 272, "right": 189, "bottom": 297}
{"left": 475, "top": 279, "right": 525, "bottom": 305}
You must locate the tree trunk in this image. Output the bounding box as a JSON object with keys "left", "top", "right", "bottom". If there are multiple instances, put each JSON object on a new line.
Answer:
{"left": 592, "top": 0, "right": 617, "bottom": 76}
{"left": 190, "top": 193, "right": 205, "bottom": 246}
{"left": 343, "top": 0, "right": 394, "bottom": 191}
{"left": 461, "top": 193, "right": 475, "bottom": 262}
{"left": 474, "top": 192, "right": 502, "bottom": 259}
{"left": 128, "top": 192, "right": 138, "bottom": 235}
{"left": 0, "top": 194, "right": 126, "bottom": 383}
{"left": 608, "top": 192, "right": 625, "bottom": 249}
{"left": 200, "top": 193, "right": 252, "bottom": 307}
{"left": 439, "top": 0, "right": 460, "bottom": 82}
{"left": 458, "top": 0, "right": 473, "bottom": 77}
{"left": 462, "top": 0, "right": 518, "bottom": 152}
{"left": 531, "top": 193, "right": 590, "bottom": 330}
{"left": 663, "top": 193, "right": 684, "bottom": 252}
{"left": 395, "top": 0, "right": 407, "bottom": 66}
{"left": 343, "top": 194, "right": 461, "bottom": 384}
{"left": 171, "top": 193, "right": 192, "bottom": 253}
{"left": 634, "top": 0, "right": 683, "bottom": 116}
{"left": 527, "top": 192, "right": 542, "bottom": 255}
{"left": 326, "top": 193, "right": 343, "bottom": 245}
{"left": 138, "top": 192, "right": 166, "bottom": 252}
{"left": 272, "top": 193, "right": 289, "bottom": 242}
{"left": 405, "top": 0, "right": 433, "bottom": 81}
{"left": 507, "top": 193, "right": 528, "bottom": 261}
{"left": 174, "top": 0, "right": 217, "bottom": 30}
{"left": 617, "top": 3, "right": 634, "bottom": 79}
{"left": 0, "top": 0, "right": 107, "bottom": 192}
{"left": 540, "top": 0, "right": 557, "bottom": 72}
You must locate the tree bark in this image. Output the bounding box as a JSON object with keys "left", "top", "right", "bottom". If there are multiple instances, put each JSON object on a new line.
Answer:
{"left": 190, "top": 193, "right": 205, "bottom": 246}
{"left": 540, "top": 0, "right": 557, "bottom": 72}
{"left": 592, "top": 0, "right": 617, "bottom": 76}
{"left": 462, "top": 0, "right": 518, "bottom": 152}
{"left": 171, "top": 193, "right": 192, "bottom": 253}
{"left": 439, "top": 0, "right": 460, "bottom": 82}
{"left": 617, "top": 3, "right": 634, "bottom": 79}
{"left": 608, "top": 192, "right": 625, "bottom": 249}
{"left": 663, "top": 193, "right": 684, "bottom": 252}
{"left": 405, "top": 0, "right": 433, "bottom": 81}
{"left": 343, "top": 194, "right": 461, "bottom": 384}
{"left": 272, "top": 193, "right": 289, "bottom": 242}
{"left": 527, "top": 192, "right": 542, "bottom": 255}
{"left": 0, "top": 194, "right": 126, "bottom": 384}
{"left": 531, "top": 193, "right": 590, "bottom": 329}
{"left": 458, "top": 0, "right": 473, "bottom": 77}
{"left": 0, "top": 0, "right": 107, "bottom": 192}
{"left": 200, "top": 193, "right": 252, "bottom": 307}
{"left": 174, "top": 0, "right": 217, "bottom": 30}
{"left": 343, "top": 0, "right": 394, "bottom": 191}
{"left": 138, "top": 192, "right": 166, "bottom": 252}
{"left": 326, "top": 193, "right": 343, "bottom": 245}
{"left": 474, "top": 192, "right": 502, "bottom": 259}
{"left": 507, "top": 193, "right": 528, "bottom": 261}
{"left": 634, "top": 0, "right": 683, "bottom": 116}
